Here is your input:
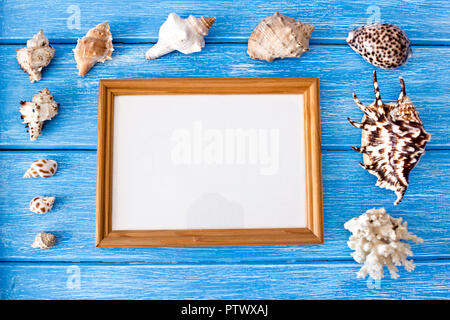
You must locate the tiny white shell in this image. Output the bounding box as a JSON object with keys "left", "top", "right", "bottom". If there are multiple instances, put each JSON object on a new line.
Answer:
{"left": 16, "top": 30, "right": 55, "bottom": 82}
{"left": 24, "top": 159, "right": 58, "bottom": 178}
{"left": 32, "top": 232, "right": 56, "bottom": 249}
{"left": 145, "top": 13, "right": 216, "bottom": 60}
{"left": 30, "top": 196, "right": 55, "bottom": 214}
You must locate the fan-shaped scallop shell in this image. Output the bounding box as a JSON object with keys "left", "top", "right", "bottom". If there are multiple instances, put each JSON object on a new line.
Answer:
{"left": 347, "top": 23, "right": 412, "bottom": 69}
{"left": 145, "top": 13, "right": 216, "bottom": 60}
{"left": 30, "top": 196, "right": 55, "bottom": 214}
{"left": 19, "top": 88, "right": 59, "bottom": 141}
{"left": 74, "top": 22, "right": 114, "bottom": 76}
{"left": 32, "top": 232, "right": 56, "bottom": 249}
{"left": 24, "top": 159, "right": 58, "bottom": 178}
{"left": 247, "top": 12, "right": 315, "bottom": 62}
{"left": 348, "top": 71, "right": 430, "bottom": 205}
{"left": 16, "top": 30, "right": 55, "bottom": 82}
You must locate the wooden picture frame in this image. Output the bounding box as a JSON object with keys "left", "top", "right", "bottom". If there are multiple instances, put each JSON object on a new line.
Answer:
{"left": 96, "top": 78, "right": 323, "bottom": 247}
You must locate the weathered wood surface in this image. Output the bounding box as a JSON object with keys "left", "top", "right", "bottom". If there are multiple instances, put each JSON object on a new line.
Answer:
{"left": 0, "top": 44, "right": 448, "bottom": 149}
{"left": 1, "top": 261, "right": 449, "bottom": 300}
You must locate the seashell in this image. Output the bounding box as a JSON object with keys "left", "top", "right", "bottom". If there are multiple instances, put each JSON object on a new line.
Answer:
{"left": 348, "top": 71, "right": 430, "bottom": 205}
{"left": 19, "top": 88, "right": 59, "bottom": 141}
{"left": 30, "top": 196, "right": 55, "bottom": 214}
{"left": 16, "top": 30, "right": 55, "bottom": 83}
{"left": 24, "top": 159, "right": 58, "bottom": 178}
{"left": 247, "top": 12, "right": 315, "bottom": 62}
{"left": 145, "top": 13, "right": 215, "bottom": 60}
{"left": 346, "top": 23, "right": 412, "bottom": 69}
{"left": 32, "top": 232, "right": 56, "bottom": 249}
{"left": 344, "top": 208, "right": 423, "bottom": 280}
{"left": 74, "top": 22, "right": 114, "bottom": 76}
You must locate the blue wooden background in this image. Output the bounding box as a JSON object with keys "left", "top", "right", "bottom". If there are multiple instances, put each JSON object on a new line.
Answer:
{"left": 0, "top": 0, "right": 449, "bottom": 300}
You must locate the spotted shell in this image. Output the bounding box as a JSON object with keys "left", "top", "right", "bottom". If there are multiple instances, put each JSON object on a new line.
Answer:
{"left": 348, "top": 71, "right": 430, "bottom": 205}
{"left": 346, "top": 23, "right": 412, "bottom": 69}
{"left": 247, "top": 12, "right": 315, "bottom": 62}
{"left": 24, "top": 159, "right": 58, "bottom": 178}
{"left": 16, "top": 30, "right": 55, "bottom": 82}
{"left": 74, "top": 22, "right": 114, "bottom": 76}
{"left": 30, "top": 196, "right": 55, "bottom": 214}
{"left": 32, "top": 232, "right": 56, "bottom": 249}
{"left": 19, "top": 88, "right": 59, "bottom": 141}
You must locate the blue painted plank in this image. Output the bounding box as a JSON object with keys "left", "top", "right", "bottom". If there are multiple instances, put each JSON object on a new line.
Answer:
{"left": 0, "top": 44, "right": 448, "bottom": 149}
{"left": 0, "top": 0, "right": 449, "bottom": 44}
{"left": 1, "top": 261, "right": 449, "bottom": 299}
{"left": 0, "top": 150, "right": 447, "bottom": 262}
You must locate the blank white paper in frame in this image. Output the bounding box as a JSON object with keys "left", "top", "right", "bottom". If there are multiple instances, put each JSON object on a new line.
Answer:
{"left": 112, "top": 94, "right": 306, "bottom": 230}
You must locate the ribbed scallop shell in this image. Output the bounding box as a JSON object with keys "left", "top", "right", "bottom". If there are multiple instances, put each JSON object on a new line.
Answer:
{"left": 32, "top": 232, "right": 56, "bottom": 249}
{"left": 30, "top": 196, "right": 55, "bottom": 214}
{"left": 145, "top": 13, "right": 216, "bottom": 60}
{"left": 19, "top": 88, "right": 59, "bottom": 141}
{"left": 348, "top": 71, "right": 430, "bottom": 205}
{"left": 16, "top": 30, "right": 55, "bottom": 82}
{"left": 74, "top": 22, "right": 114, "bottom": 76}
{"left": 347, "top": 23, "right": 412, "bottom": 69}
{"left": 247, "top": 12, "right": 315, "bottom": 62}
{"left": 24, "top": 159, "right": 58, "bottom": 178}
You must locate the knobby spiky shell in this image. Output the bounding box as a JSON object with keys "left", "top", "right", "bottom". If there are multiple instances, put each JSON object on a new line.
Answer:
{"left": 247, "top": 12, "right": 315, "bottom": 62}
{"left": 16, "top": 30, "right": 55, "bottom": 82}
{"left": 347, "top": 23, "right": 412, "bottom": 69}
{"left": 32, "top": 232, "right": 56, "bottom": 249}
{"left": 30, "top": 196, "right": 55, "bottom": 214}
{"left": 74, "top": 22, "right": 114, "bottom": 76}
{"left": 19, "top": 88, "right": 59, "bottom": 141}
{"left": 24, "top": 159, "right": 58, "bottom": 178}
{"left": 348, "top": 71, "right": 430, "bottom": 205}
{"left": 145, "top": 13, "right": 216, "bottom": 60}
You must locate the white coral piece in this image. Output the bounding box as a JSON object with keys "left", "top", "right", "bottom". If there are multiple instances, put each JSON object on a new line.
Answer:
{"left": 30, "top": 196, "right": 55, "bottom": 214}
{"left": 32, "top": 232, "right": 56, "bottom": 249}
{"left": 16, "top": 30, "right": 55, "bottom": 82}
{"left": 20, "top": 88, "right": 59, "bottom": 141}
{"left": 344, "top": 208, "right": 423, "bottom": 280}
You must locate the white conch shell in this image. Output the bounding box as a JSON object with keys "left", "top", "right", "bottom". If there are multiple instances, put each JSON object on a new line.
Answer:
{"left": 30, "top": 196, "right": 55, "bottom": 214}
{"left": 145, "top": 13, "right": 216, "bottom": 60}
{"left": 19, "top": 88, "right": 59, "bottom": 141}
{"left": 24, "top": 159, "right": 58, "bottom": 178}
{"left": 74, "top": 22, "right": 114, "bottom": 76}
{"left": 344, "top": 208, "right": 423, "bottom": 280}
{"left": 32, "top": 232, "right": 56, "bottom": 249}
{"left": 247, "top": 12, "right": 315, "bottom": 62}
{"left": 16, "top": 30, "right": 55, "bottom": 82}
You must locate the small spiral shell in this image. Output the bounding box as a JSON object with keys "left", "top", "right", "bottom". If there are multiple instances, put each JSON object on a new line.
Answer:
{"left": 24, "top": 159, "right": 58, "bottom": 178}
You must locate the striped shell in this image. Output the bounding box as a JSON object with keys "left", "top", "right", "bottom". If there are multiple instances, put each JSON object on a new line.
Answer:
{"left": 30, "top": 196, "right": 55, "bottom": 214}
{"left": 32, "top": 232, "right": 56, "bottom": 249}
{"left": 247, "top": 12, "right": 315, "bottom": 62}
{"left": 346, "top": 23, "right": 412, "bottom": 69}
{"left": 24, "top": 159, "right": 58, "bottom": 178}
{"left": 348, "top": 71, "right": 430, "bottom": 205}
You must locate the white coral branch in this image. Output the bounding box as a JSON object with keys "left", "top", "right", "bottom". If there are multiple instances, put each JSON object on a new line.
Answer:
{"left": 344, "top": 208, "right": 423, "bottom": 280}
